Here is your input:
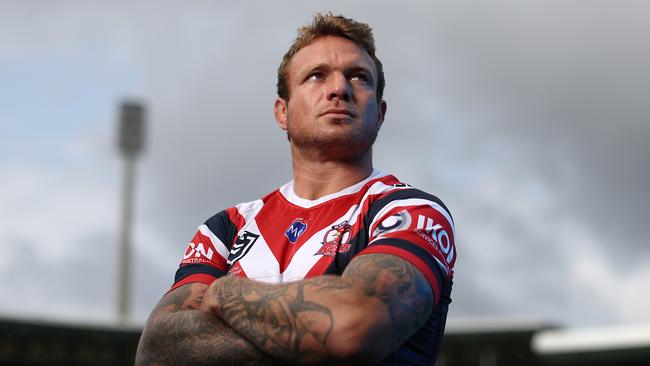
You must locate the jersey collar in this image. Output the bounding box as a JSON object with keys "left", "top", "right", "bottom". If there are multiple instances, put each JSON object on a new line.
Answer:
{"left": 279, "top": 169, "right": 386, "bottom": 208}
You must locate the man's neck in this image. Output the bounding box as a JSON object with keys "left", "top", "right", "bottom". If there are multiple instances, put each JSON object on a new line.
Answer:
{"left": 290, "top": 148, "right": 374, "bottom": 200}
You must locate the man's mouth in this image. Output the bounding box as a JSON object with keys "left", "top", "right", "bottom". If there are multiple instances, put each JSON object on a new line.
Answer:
{"left": 321, "top": 108, "right": 357, "bottom": 118}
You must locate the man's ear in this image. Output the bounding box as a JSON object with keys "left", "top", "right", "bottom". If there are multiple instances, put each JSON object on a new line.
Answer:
{"left": 274, "top": 97, "right": 288, "bottom": 130}
{"left": 378, "top": 100, "right": 387, "bottom": 128}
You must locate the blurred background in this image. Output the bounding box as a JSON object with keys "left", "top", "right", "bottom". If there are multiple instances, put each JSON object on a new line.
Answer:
{"left": 1, "top": 0, "right": 649, "bottom": 364}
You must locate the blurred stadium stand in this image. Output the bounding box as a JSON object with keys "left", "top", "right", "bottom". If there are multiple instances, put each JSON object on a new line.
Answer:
{"left": 1, "top": 316, "right": 649, "bottom": 365}
{"left": 440, "top": 318, "right": 650, "bottom": 366}
{"left": 0, "top": 317, "right": 139, "bottom": 366}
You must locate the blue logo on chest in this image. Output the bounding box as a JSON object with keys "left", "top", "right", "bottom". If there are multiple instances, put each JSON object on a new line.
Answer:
{"left": 285, "top": 218, "right": 308, "bottom": 244}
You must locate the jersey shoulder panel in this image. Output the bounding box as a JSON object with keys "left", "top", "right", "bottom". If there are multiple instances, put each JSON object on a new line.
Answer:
{"left": 169, "top": 195, "right": 266, "bottom": 291}
{"left": 358, "top": 183, "right": 457, "bottom": 298}
{"left": 366, "top": 184, "right": 454, "bottom": 228}
{"left": 234, "top": 198, "right": 265, "bottom": 222}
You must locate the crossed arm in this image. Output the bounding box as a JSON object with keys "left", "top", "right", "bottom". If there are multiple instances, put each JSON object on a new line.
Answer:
{"left": 136, "top": 253, "right": 434, "bottom": 365}
{"left": 135, "top": 282, "right": 274, "bottom": 366}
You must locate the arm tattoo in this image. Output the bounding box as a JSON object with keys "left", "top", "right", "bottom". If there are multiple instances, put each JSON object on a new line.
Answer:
{"left": 136, "top": 283, "right": 276, "bottom": 366}
{"left": 212, "top": 277, "right": 343, "bottom": 364}
{"left": 343, "top": 254, "right": 434, "bottom": 349}
{"left": 210, "top": 254, "right": 432, "bottom": 363}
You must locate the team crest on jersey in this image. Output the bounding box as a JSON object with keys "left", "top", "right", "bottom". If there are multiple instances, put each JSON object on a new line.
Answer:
{"left": 316, "top": 221, "right": 352, "bottom": 257}
{"left": 228, "top": 231, "right": 259, "bottom": 264}
{"left": 285, "top": 218, "right": 308, "bottom": 244}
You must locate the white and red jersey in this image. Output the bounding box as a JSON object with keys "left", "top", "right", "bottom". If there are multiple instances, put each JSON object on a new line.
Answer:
{"left": 171, "top": 171, "right": 456, "bottom": 365}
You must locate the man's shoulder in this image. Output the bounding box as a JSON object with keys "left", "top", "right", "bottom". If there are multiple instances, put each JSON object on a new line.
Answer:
{"left": 366, "top": 175, "right": 452, "bottom": 218}
{"left": 202, "top": 186, "right": 285, "bottom": 226}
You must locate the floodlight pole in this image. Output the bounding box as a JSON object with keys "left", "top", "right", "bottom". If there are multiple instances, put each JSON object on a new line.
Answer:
{"left": 116, "top": 101, "right": 145, "bottom": 325}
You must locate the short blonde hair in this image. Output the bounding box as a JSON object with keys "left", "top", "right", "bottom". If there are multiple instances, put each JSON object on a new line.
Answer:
{"left": 277, "top": 13, "right": 385, "bottom": 102}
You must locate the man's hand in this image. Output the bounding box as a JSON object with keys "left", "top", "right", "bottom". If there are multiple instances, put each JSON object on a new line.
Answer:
{"left": 201, "top": 253, "right": 434, "bottom": 365}
{"left": 135, "top": 283, "right": 276, "bottom": 366}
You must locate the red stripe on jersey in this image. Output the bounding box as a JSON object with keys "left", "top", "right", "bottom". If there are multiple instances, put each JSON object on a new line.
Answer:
{"left": 227, "top": 207, "right": 246, "bottom": 239}
{"left": 357, "top": 245, "right": 441, "bottom": 303}
{"left": 254, "top": 202, "right": 296, "bottom": 272}
{"left": 228, "top": 261, "right": 248, "bottom": 278}
{"left": 167, "top": 273, "right": 216, "bottom": 293}
{"left": 304, "top": 254, "right": 335, "bottom": 278}
{"left": 257, "top": 190, "right": 369, "bottom": 273}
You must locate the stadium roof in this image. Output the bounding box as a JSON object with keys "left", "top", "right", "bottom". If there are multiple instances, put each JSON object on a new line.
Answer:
{"left": 532, "top": 322, "right": 650, "bottom": 354}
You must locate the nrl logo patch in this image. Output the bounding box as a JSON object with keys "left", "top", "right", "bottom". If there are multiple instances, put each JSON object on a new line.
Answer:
{"left": 228, "top": 231, "right": 259, "bottom": 264}
{"left": 316, "top": 221, "right": 352, "bottom": 257}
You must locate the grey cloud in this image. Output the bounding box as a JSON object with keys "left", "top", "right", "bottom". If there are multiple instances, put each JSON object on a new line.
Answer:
{"left": 2, "top": 1, "right": 649, "bottom": 326}
{"left": 0, "top": 231, "right": 117, "bottom": 322}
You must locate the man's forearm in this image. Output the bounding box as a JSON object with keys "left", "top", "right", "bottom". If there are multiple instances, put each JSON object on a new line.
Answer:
{"left": 208, "top": 275, "right": 360, "bottom": 364}
{"left": 136, "top": 283, "right": 276, "bottom": 366}
{"left": 201, "top": 254, "right": 434, "bottom": 365}
{"left": 202, "top": 275, "right": 352, "bottom": 365}
{"left": 137, "top": 309, "right": 275, "bottom": 366}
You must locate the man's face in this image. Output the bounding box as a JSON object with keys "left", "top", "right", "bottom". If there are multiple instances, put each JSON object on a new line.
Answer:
{"left": 274, "top": 36, "right": 386, "bottom": 159}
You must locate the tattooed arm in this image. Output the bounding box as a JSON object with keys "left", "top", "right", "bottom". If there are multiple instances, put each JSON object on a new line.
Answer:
{"left": 135, "top": 282, "right": 276, "bottom": 366}
{"left": 201, "top": 253, "right": 434, "bottom": 365}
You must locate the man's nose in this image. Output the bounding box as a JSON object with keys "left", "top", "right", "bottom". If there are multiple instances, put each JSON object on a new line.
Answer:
{"left": 326, "top": 73, "right": 351, "bottom": 102}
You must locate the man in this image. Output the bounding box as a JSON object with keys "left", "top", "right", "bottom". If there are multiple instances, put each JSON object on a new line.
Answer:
{"left": 136, "top": 13, "right": 456, "bottom": 365}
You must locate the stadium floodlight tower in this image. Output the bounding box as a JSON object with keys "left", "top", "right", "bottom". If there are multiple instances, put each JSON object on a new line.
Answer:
{"left": 116, "top": 100, "right": 146, "bottom": 325}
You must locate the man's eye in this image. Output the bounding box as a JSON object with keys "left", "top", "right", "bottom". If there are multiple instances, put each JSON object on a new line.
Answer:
{"left": 350, "top": 74, "right": 369, "bottom": 82}
{"left": 308, "top": 73, "right": 325, "bottom": 80}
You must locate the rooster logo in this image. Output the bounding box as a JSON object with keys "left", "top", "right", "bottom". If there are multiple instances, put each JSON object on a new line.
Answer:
{"left": 316, "top": 221, "right": 352, "bottom": 257}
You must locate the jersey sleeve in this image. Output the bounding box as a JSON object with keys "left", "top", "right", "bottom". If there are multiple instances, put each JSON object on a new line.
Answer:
{"left": 168, "top": 209, "right": 240, "bottom": 292}
{"left": 357, "top": 189, "right": 456, "bottom": 303}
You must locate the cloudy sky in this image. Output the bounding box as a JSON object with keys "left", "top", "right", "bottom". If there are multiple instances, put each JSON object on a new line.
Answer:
{"left": 1, "top": 1, "right": 649, "bottom": 329}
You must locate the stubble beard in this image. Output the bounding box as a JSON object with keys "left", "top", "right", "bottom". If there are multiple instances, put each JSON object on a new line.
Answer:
{"left": 287, "top": 114, "right": 379, "bottom": 162}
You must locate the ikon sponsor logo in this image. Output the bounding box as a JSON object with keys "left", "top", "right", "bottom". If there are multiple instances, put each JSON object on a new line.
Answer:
{"left": 183, "top": 242, "right": 214, "bottom": 261}
{"left": 228, "top": 231, "right": 259, "bottom": 264}
{"left": 415, "top": 214, "right": 454, "bottom": 264}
